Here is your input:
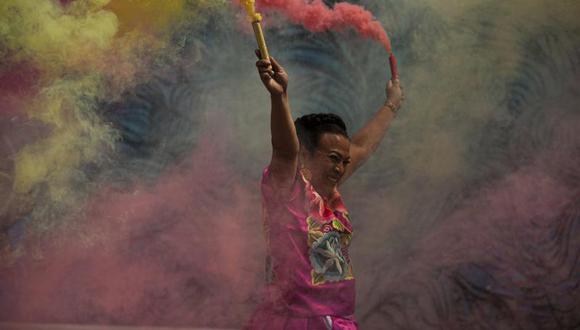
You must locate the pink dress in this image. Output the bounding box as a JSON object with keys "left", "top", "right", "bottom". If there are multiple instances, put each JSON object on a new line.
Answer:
{"left": 244, "top": 167, "right": 358, "bottom": 330}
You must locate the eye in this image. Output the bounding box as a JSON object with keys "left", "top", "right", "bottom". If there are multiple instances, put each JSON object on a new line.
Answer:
{"left": 329, "top": 154, "right": 341, "bottom": 163}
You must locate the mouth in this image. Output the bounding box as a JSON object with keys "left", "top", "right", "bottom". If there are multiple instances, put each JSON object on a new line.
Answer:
{"left": 327, "top": 176, "right": 340, "bottom": 183}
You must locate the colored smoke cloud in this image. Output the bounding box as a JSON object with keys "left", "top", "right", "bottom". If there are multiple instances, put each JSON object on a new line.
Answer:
{"left": 1, "top": 0, "right": 221, "bottom": 230}
{"left": 244, "top": 0, "right": 393, "bottom": 52}
{"left": 1, "top": 0, "right": 580, "bottom": 329}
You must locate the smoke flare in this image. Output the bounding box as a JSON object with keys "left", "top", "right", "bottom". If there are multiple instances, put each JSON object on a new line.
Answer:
{"left": 255, "top": 0, "right": 393, "bottom": 53}
{"left": 240, "top": 0, "right": 263, "bottom": 22}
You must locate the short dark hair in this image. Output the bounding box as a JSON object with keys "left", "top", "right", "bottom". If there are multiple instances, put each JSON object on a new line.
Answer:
{"left": 294, "top": 113, "right": 349, "bottom": 153}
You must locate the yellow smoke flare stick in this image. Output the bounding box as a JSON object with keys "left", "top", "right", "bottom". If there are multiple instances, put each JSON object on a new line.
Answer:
{"left": 252, "top": 20, "right": 269, "bottom": 60}
{"left": 241, "top": 0, "right": 269, "bottom": 60}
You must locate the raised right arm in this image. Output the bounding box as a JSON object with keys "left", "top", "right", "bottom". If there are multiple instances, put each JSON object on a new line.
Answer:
{"left": 256, "top": 52, "right": 299, "bottom": 191}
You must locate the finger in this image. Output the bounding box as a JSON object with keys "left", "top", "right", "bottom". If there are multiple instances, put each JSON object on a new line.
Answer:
{"left": 256, "top": 60, "right": 271, "bottom": 69}
{"left": 392, "top": 78, "right": 401, "bottom": 85}
{"left": 256, "top": 63, "right": 274, "bottom": 72}
{"left": 260, "top": 72, "right": 271, "bottom": 81}
{"left": 269, "top": 56, "right": 282, "bottom": 72}
{"left": 258, "top": 69, "right": 272, "bottom": 76}
{"left": 387, "top": 80, "right": 393, "bottom": 88}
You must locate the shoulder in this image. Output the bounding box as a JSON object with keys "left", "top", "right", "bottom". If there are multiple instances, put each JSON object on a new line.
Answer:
{"left": 261, "top": 166, "right": 305, "bottom": 206}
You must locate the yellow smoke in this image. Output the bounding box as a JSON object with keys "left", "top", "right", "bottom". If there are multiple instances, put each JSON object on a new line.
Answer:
{"left": 0, "top": 0, "right": 225, "bottom": 221}
{"left": 0, "top": 0, "right": 118, "bottom": 210}
{"left": 14, "top": 76, "right": 116, "bottom": 198}
{"left": 106, "top": 0, "right": 226, "bottom": 36}
{"left": 241, "top": 0, "right": 262, "bottom": 22}
{"left": 0, "top": 0, "right": 118, "bottom": 74}
{"left": 106, "top": 0, "right": 184, "bottom": 36}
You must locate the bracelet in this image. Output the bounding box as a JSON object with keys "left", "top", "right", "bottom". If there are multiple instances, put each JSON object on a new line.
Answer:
{"left": 384, "top": 101, "right": 400, "bottom": 114}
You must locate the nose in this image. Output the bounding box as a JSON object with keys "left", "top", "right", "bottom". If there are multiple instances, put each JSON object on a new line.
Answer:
{"left": 334, "top": 163, "right": 344, "bottom": 175}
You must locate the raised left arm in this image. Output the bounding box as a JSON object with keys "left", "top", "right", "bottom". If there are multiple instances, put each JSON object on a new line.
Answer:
{"left": 340, "top": 78, "right": 404, "bottom": 183}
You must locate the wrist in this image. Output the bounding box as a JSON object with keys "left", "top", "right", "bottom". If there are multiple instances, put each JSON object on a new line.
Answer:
{"left": 384, "top": 100, "right": 400, "bottom": 114}
{"left": 271, "top": 91, "right": 288, "bottom": 101}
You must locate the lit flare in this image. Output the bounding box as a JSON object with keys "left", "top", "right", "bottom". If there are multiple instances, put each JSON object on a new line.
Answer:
{"left": 241, "top": 0, "right": 269, "bottom": 60}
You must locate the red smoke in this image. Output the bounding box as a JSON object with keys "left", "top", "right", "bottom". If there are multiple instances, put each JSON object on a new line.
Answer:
{"left": 255, "top": 0, "right": 393, "bottom": 53}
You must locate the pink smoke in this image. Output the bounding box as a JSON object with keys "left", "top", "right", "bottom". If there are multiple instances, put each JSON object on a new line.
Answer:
{"left": 0, "top": 113, "right": 265, "bottom": 327}
{"left": 0, "top": 61, "right": 41, "bottom": 116}
{"left": 255, "top": 0, "right": 393, "bottom": 53}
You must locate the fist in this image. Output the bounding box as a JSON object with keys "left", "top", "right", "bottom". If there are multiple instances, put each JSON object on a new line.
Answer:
{"left": 255, "top": 50, "right": 288, "bottom": 96}
{"left": 386, "top": 78, "right": 404, "bottom": 109}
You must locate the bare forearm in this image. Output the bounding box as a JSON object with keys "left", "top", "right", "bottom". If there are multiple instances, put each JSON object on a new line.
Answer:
{"left": 270, "top": 93, "right": 299, "bottom": 158}
{"left": 339, "top": 79, "right": 403, "bottom": 183}
{"left": 351, "top": 103, "right": 396, "bottom": 159}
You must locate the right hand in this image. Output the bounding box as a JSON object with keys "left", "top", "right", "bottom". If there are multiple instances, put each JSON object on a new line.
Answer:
{"left": 255, "top": 50, "right": 288, "bottom": 96}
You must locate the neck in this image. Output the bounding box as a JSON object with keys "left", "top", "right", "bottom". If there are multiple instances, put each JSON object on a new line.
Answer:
{"left": 313, "top": 181, "right": 336, "bottom": 201}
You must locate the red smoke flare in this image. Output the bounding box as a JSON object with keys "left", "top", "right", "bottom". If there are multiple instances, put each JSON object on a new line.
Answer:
{"left": 256, "top": 0, "right": 393, "bottom": 53}
{"left": 243, "top": 0, "right": 399, "bottom": 78}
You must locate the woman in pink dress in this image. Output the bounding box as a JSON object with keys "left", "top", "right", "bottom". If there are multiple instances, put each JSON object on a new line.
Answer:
{"left": 245, "top": 50, "right": 404, "bottom": 329}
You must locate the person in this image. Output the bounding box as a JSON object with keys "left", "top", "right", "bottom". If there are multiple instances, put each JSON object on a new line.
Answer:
{"left": 245, "top": 50, "right": 404, "bottom": 329}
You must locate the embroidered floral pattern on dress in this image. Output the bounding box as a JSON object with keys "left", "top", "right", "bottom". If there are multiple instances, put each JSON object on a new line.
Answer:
{"left": 298, "top": 169, "right": 355, "bottom": 285}
{"left": 307, "top": 216, "right": 354, "bottom": 285}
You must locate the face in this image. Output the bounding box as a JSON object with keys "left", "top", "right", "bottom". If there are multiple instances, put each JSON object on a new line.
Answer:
{"left": 301, "top": 132, "right": 351, "bottom": 195}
